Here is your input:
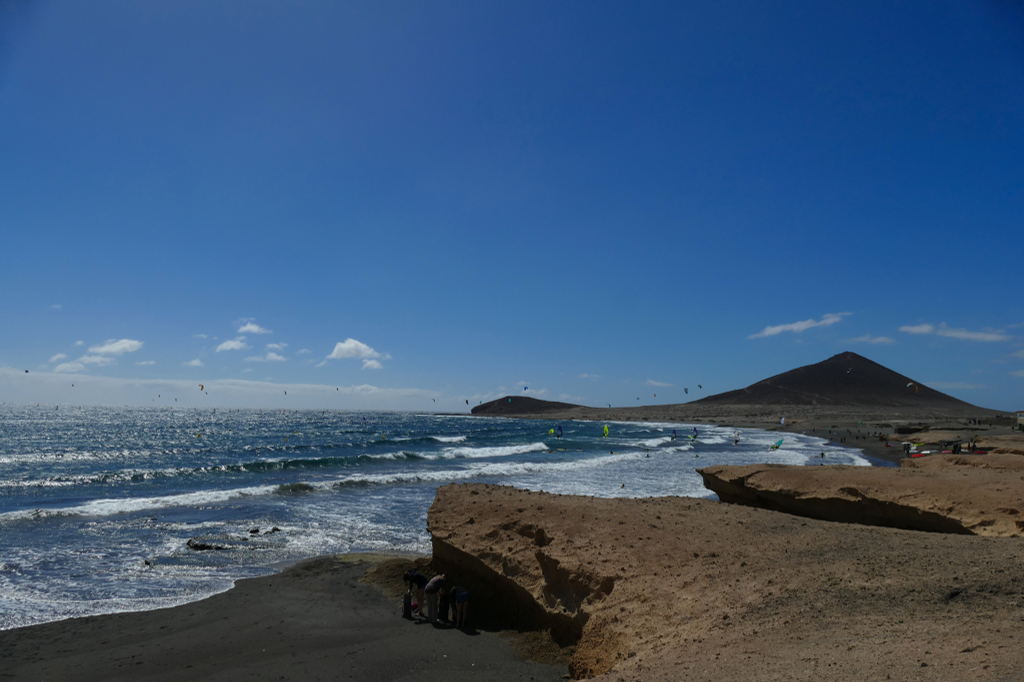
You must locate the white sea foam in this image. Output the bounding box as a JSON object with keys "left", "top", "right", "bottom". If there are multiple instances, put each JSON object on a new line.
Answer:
{"left": 0, "top": 484, "right": 280, "bottom": 521}
{"left": 438, "top": 442, "right": 549, "bottom": 459}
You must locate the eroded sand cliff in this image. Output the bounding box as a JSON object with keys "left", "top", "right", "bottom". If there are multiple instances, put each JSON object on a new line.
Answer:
{"left": 428, "top": 482, "right": 1024, "bottom": 681}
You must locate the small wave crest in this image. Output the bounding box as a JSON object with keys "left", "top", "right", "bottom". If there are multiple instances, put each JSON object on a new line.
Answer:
{"left": 439, "top": 442, "right": 548, "bottom": 459}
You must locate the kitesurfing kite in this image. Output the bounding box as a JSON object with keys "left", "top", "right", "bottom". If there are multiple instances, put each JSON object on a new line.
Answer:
{"left": 199, "top": 384, "right": 204, "bottom": 391}
{"left": 698, "top": 385, "right": 702, "bottom": 389}
{"left": 907, "top": 382, "right": 919, "bottom": 393}
{"left": 684, "top": 388, "right": 688, "bottom": 394}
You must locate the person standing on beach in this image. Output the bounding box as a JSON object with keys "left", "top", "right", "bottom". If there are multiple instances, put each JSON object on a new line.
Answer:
{"left": 442, "top": 585, "right": 470, "bottom": 629}
{"left": 404, "top": 569, "right": 429, "bottom": 618}
{"left": 424, "top": 574, "right": 446, "bottom": 624}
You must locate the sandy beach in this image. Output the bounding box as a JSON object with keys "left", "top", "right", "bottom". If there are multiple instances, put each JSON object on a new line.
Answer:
{"left": 0, "top": 555, "right": 566, "bottom": 682}
{"left": 4, "top": 389, "right": 1022, "bottom": 680}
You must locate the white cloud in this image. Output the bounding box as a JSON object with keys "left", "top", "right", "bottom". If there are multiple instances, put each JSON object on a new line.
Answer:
{"left": 1, "top": 368, "right": 435, "bottom": 409}
{"left": 579, "top": 373, "right": 601, "bottom": 380}
{"left": 74, "top": 340, "right": 84, "bottom": 346}
{"left": 900, "top": 323, "right": 1009, "bottom": 342}
{"left": 749, "top": 313, "right": 851, "bottom": 339}
{"left": 136, "top": 360, "right": 156, "bottom": 366}
{"left": 266, "top": 343, "right": 288, "bottom": 350}
{"left": 315, "top": 360, "right": 327, "bottom": 368}
{"left": 53, "top": 362, "right": 85, "bottom": 373}
{"left": 80, "top": 355, "right": 114, "bottom": 366}
{"left": 50, "top": 304, "right": 61, "bottom": 310}
{"left": 216, "top": 337, "right": 250, "bottom": 352}
{"left": 297, "top": 349, "right": 310, "bottom": 354}
{"left": 193, "top": 334, "right": 208, "bottom": 339}
{"left": 49, "top": 353, "right": 67, "bottom": 363}
{"left": 328, "top": 338, "right": 381, "bottom": 359}
{"left": 237, "top": 321, "right": 271, "bottom": 335}
{"left": 643, "top": 379, "right": 673, "bottom": 387}
{"left": 1011, "top": 370, "right": 1024, "bottom": 378}
{"left": 850, "top": 334, "right": 895, "bottom": 345}
{"left": 183, "top": 359, "right": 203, "bottom": 367}
{"left": 327, "top": 339, "right": 390, "bottom": 368}
{"left": 89, "top": 339, "right": 143, "bottom": 355}
{"left": 245, "top": 352, "right": 287, "bottom": 362}
{"left": 1010, "top": 350, "right": 1024, "bottom": 358}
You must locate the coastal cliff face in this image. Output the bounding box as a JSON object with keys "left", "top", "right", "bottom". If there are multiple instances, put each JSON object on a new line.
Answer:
{"left": 428, "top": 483, "right": 1024, "bottom": 681}
{"left": 698, "top": 462, "right": 1024, "bottom": 537}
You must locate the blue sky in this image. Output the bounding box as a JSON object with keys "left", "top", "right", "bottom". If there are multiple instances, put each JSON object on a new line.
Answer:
{"left": 1, "top": 0, "right": 1022, "bottom": 411}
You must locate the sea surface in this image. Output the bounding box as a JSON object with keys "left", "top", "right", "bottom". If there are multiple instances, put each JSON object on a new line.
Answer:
{"left": 0, "top": 405, "right": 872, "bottom": 630}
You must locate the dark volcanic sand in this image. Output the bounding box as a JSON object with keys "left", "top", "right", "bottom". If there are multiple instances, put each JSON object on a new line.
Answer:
{"left": 0, "top": 557, "right": 567, "bottom": 682}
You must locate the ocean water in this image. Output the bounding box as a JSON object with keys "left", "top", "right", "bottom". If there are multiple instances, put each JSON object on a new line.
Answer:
{"left": 0, "top": 405, "right": 871, "bottom": 630}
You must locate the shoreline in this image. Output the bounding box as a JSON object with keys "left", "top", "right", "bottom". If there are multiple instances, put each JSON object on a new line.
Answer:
{"left": 0, "top": 554, "right": 568, "bottom": 682}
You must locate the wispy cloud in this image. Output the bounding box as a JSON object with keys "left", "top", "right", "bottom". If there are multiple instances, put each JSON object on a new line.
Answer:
{"left": 79, "top": 354, "right": 115, "bottom": 366}
{"left": 927, "top": 381, "right": 985, "bottom": 390}
{"left": 749, "top": 313, "right": 851, "bottom": 339}
{"left": 245, "top": 352, "right": 287, "bottom": 362}
{"left": 183, "top": 358, "right": 203, "bottom": 367}
{"left": 266, "top": 343, "right": 288, "bottom": 350}
{"left": 326, "top": 338, "right": 390, "bottom": 369}
{"left": 297, "top": 349, "right": 310, "bottom": 354}
{"left": 1009, "top": 349, "right": 1024, "bottom": 358}
{"left": 579, "top": 373, "right": 601, "bottom": 380}
{"left": 237, "top": 320, "right": 271, "bottom": 335}
{"left": 49, "top": 353, "right": 67, "bottom": 363}
{"left": 50, "top": 304, "right": 61, "bottom": 310}
{"left": 849, "top": 334, "right": 895, "bottom": 345}
{"left": 89, "top": 339, "right": 143, "bottom": 355}
{"left": 53, "top": 362, "right": 85, "bottom": 373}
{"left": 1011, "top": 370, "right": 1024, "bottom": 378}
{"left": 216, "top": 337, "right": 250, "bottom": 352}
{"left": 643, "top": 379, "right": 672, "bottom": 387}
{"left": 136, "top": 360, "right": 156, "bottom": 366}
{"left": 899, "top": 323, "right": 1009, "bottom": 342}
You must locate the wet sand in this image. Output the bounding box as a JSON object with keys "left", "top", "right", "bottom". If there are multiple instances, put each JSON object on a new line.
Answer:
{"left": 0, "top": 556, "right": 567, "bottom": 682}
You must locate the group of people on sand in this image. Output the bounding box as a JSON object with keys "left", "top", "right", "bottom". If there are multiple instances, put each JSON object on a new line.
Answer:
{"left": 403, "top": 568, "right": 470, "bottom": 630}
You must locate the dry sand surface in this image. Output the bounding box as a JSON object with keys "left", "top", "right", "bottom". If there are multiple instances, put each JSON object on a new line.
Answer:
{"left": 428, "top": 483, "right": 1024, "bottom": 682}
{"left": 698, "top": 462, "right": 1024, "bottom": 537}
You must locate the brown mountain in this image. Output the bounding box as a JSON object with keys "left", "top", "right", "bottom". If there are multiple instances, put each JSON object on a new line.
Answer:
{"left": 692, "top": 351, "right": 978, "bottom": 409}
